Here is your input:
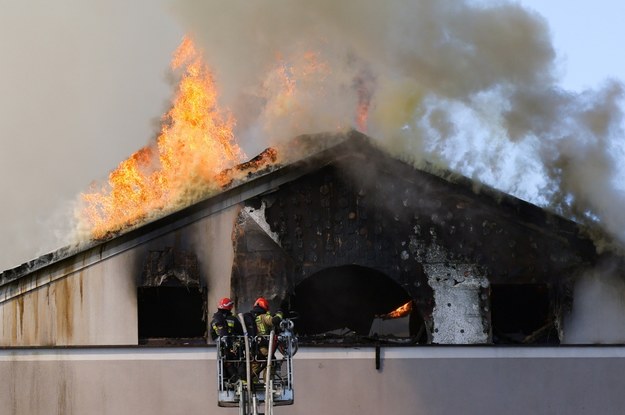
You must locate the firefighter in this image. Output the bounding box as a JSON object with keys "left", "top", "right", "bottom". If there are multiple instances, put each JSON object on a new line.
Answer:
{"left": 210, "top": 297, "right": 243, "bottom": 340}
{"left": 250, "top": 297, "right": 283, "bottom": 336}
{"left": 246, "top": 297, "right": 283, "bottom": 381}
{"left": 210, "top": 297, "right": 243, "bottom": 382}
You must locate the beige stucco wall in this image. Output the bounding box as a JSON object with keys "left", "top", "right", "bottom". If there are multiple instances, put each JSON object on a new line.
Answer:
{"left": 138, "top": 205, "right": 241, "bottom": 328}
{"left": 0, "top": 205, "right": 241, "bottom": 347}
{"left": 1, "top": 346, "right": 625, "bottom": 415}
{"left": 0, "top": 249, "right": 139, "bottom": 346}
{"left": 191, "top": 205, "right": 241, "bottom": 317}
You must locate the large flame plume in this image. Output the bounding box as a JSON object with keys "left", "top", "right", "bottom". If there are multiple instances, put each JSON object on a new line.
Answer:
{"left": 76, "top": 37, "right": 372, "bottom": 241}
{"left": 78, "top": 36, "right": 244, "bottom": 239}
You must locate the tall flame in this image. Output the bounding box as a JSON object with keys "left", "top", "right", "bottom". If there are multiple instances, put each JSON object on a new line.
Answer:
{"left": 354, "top": 69, "right": 375, "bottom": 133}
{"left": 79, "top": 36, "right": 244, "bottom": 239}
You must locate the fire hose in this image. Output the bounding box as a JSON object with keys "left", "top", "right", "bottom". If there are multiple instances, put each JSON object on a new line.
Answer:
{"left": 237, "top": 313, "right": 253, "bottom": 414}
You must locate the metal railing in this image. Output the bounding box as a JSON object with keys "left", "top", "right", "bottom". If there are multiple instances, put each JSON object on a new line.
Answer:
{"left": 216, "top": 319, "right": 297, "bottom": 414}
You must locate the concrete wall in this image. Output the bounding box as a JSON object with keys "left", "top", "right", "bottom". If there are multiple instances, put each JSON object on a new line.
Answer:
{"left": 1, "top": 346, "right": 624, "bottom": 415}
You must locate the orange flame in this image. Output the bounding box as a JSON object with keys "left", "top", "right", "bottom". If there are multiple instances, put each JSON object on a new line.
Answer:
{"left": 79, "top": 36, "right": 244, "bottom": 239}
{"left": 354, "top": 69, "right": 375, "bottom": 133}
{"left": 264, "top": 51, "right": 330, "bottom": 120}
{"left": 381, "top": 300, "right": 413, "bottom": 319}
{"left": 264, "top": 51, "right": 372, "bottom": 133}
{"left": 356, "top": 96, "right": 369, "bottom": 133}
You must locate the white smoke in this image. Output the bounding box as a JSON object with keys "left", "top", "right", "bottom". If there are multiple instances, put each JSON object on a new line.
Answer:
{"left": 563, "top": 262, "right": 625, "bottom": 344}
{"left": 172, "top": 0, "right": 625, "bottom": 249}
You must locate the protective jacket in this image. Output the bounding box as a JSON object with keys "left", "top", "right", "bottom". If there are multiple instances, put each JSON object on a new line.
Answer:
{"left": 248, "top": 305, "right": 283, "bottom": 335}
{"left": 210, "top": 309, "right": 243, "bottom": 341}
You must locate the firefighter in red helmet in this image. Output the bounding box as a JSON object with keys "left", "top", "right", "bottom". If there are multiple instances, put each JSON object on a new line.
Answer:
{"left": 251, "top": 297, "right": 283, "bottom": 335}
{"left": 210, "top": 297, "right": 243, "bottom": 340}
{"left": 211, "top": 297, "right": 243, "bottom": 382}
{"left": 244, "top": 297, "right": 284, "bottom": 381}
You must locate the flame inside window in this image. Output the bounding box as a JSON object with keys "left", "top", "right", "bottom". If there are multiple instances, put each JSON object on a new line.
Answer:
{"left": 380, "top": 300, "right": 413, "bottom": 320}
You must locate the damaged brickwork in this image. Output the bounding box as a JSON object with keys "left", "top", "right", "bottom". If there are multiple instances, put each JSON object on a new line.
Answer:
{"left": 230, "top": 138, "right": 598, "bottom": 344}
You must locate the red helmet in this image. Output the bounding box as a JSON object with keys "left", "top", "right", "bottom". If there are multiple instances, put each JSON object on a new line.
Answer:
{"left": 218, "top": 297, "right": 234, "bottom": 310}
{"left": 254, "top": 297, "right": 269, "bottom": 311}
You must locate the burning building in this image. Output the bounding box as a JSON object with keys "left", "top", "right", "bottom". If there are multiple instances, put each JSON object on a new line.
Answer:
{"left": 1, "top": 129, "right": 625, "bottom": 414}
{"left": 2, "top": 6, "right": 625, "bottom": 407}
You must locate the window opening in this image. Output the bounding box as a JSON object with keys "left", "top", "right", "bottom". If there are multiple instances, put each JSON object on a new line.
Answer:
{"left": 491, "top": 283, "right": 559, "bottom": 344}
{"left": 289, "top": 265, "right": 421, "bottom": 343}
{"left": 137, "top": 247, "right": 207, "bottom": 344}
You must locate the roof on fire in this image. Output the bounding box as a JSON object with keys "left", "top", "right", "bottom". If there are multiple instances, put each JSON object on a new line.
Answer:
{"left": 0, "top": 130, "right": 602, "bottom": 298}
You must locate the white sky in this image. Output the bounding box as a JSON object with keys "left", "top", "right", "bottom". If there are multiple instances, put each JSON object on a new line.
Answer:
{"left": 0, "top": 0, "right": 623, "bottom": 271}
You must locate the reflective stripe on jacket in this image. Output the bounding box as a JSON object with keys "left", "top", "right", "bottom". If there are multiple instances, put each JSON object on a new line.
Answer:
{"left": 255, "top": 312, "right": 273, "bottom": 335}
{"left": 254, "top": 310, "right": 284, "bottom": 335}
{"left": 210, "top": 311, "right": 242, "bottom": 340}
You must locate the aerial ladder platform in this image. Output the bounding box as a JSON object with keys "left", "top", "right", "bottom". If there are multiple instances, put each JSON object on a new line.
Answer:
{"left": 216, "top": 317, "right": 297, "bottom": 415}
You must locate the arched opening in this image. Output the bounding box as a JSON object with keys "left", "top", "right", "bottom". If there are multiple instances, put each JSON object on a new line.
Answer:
{"left": 288, "top": 265, "right": 422, "bottom": 340}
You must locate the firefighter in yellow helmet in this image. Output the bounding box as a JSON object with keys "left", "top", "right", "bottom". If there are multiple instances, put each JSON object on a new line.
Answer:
{"left": 244, "top": 297, "right": 284, "bottom": 381}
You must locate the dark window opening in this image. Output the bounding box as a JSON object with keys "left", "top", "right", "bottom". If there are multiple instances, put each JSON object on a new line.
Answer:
{"left": 288, "top": 265, "right": 421, "bottom": 342}
{"left": 137, "top": 248, "right": 206, "bottom": 345}
{"left": 138, "top": 286, "right": 207, "bottom": 344}
{"left": 491, "top": 284, "right": 559, "bottom": 344}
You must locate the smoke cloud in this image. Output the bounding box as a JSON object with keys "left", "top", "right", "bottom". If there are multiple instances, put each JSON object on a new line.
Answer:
{"left": 173, "top": 0, "right": 625, "bottom": 250}
{"left": 563, "top": 261, "right": 625, "bottom": 344}
{"left": 0, "top": 0, "right": 183, "bottom": 271}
